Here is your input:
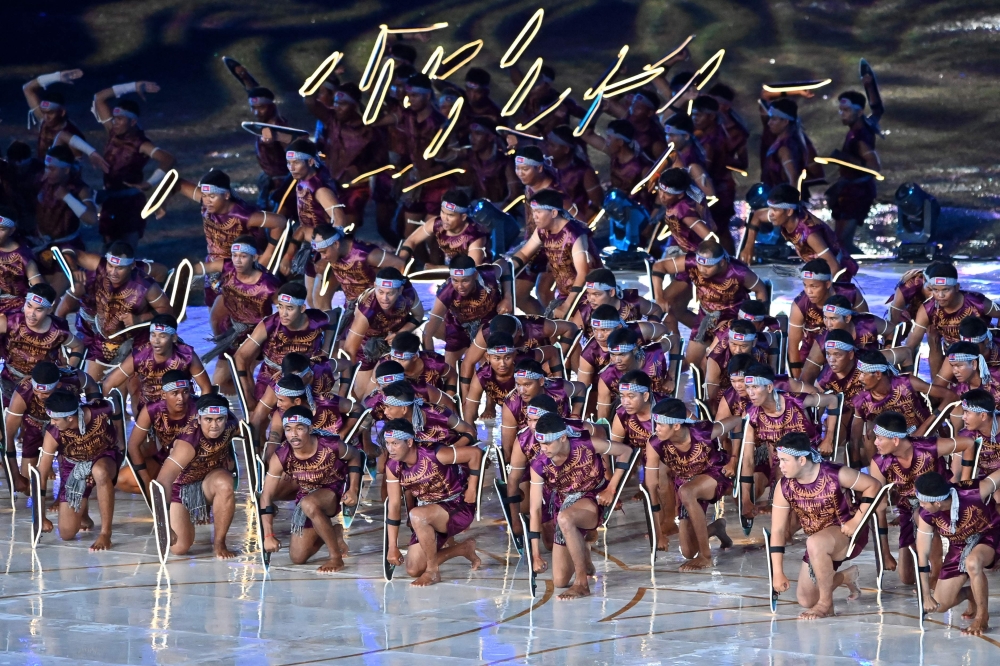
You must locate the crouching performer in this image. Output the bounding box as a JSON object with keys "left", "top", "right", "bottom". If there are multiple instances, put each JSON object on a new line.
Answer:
{"left": 383, "top": 419, "right": 483, "bottom": 586}
{"left": 260, "top": 406, "right": 361, "bottom": 572}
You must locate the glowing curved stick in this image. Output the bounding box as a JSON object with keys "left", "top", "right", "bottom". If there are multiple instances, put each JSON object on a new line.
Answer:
{"left": 360, "top": 26, "right": 389, "bottom": 92}
{"left": 298, "top": 51, "right": 343, "bottom": 97}
{"left": 602, "top": 67, "right": 665, "bottom": 98}
{"left": 435, "top": 40, "right": 484, "bottom": 80}
{"left": 644, "top": 35, "right": 695, "bottom": 71}
{"left": 587, "top": 208, "right": 605, "bottom": 231}
{"left": 514, "top": 87, "right": 571, "bottom": 131}
{"left": 727, "top": 166, "right": 748, "bottom": 177}
{"left": 423, "top": 97, "right": 464, "bottom": 159}
{"left": 320, "top": 263, "right": 332, "bottom": 297}
{"left": 797, "top": 169, "right": 807, "bottom": 193}
{"left": 657, "top": 225, "right": 672, "bottom": 241}
{"left": 362, "top": 59, "right": 394, "bottom": 126}
{"left": 140, "top": 169, "right": 178, "bottom": 219}
{"left": 391, "top": 164, "right": 414, "bottom": 180}
{"left": 342, "top": 165, "right": 396, "bottom": 188}
{"left": 496, "top": 126, "right": 543, "bottom": 141}
{"left": 584, "top": 45, "right": 628, "bottom": 100}
{"left": 503, "top": 195, "right": 525, "bottom": 213}
{"left": 656, "top": 48, "right": 725, "bottom": 113}
{"left": 401, "top": 168, "right": 466, "bottom": 193}
{"left": 572, "top": 90, "right": 603, "bottom": 137}
{"left": 501, "top": 57, "right": 543, "bottom": 117}
{"left": 387, "top": 22, "right": 448, "bottom": 34}
{"left": 763, "top": 79, "right": 832, "bottom": 94}
{"left": 422, "top": 46, "right": 444, "bottom": 77}
{"left": 706, "top": 196, "right": 719, "bottom": 207}
{"left": 813, "top": 156, "right": 885, "bottom": 181}
{"left": 630, "top": 143, "right": 674, "bottom": 195}
{"left": 500, "top": 8, "right": 544, "bottom": 68}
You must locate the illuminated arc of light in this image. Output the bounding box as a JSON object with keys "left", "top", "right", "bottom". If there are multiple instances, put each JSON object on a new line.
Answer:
{"left": 298, "top": 51, "right": 343, "bottom": 97}
{"left": 496, "top": 126, "right": 543, "bottom": 141}
{"left": 386, "top": 22, "right": 448, "bottom": 34}
{"left": 726, "top": 166, "right": 748, "bottom": 177}
{"left": 602, "top": 68, "right": 665, "bottom": 98}
{"left": 583, "top": 45, "right": 629, "bottom": 100}
{"left": 762, "top": 79, "right": 832, "bottom": 93}
{"left": 423, "top": 97, "right": 465, "bottom": 160}
{"left": 630, "top": 143, "right": 674, "bottom": 195}
{"left": 500, "top": 8, "right": 544, "bottom": 68}
{"left": 435, "top": 40, "right": 485, "bottom": 80}
{"left": 391, "top": 164, "right": 414, "bottom": 180}
{"left": 360, "top": 25, "right": 389, "bottom": 91}
{"left": 515, "top": 87, "right": 571, "bottom": 131}
{"left": 797, "top": 169, "right": 807, "bottom": 193}
{"left": 401, "top": 168, "right": 466, "bottom": 193}
{"left": 503, "top": 195, "right": 525, "bottom": 213}
{"left": 573, "top": 90, "right": 604, "bottom": 137}
{"left": 422, "top": 46, "right": 445, "bottom": 77}
{"left": 343, "top": 164, "right": 396, "bottom": 188}
{"left": 706, "top": 196, "right": 719, "bottom": 207}
{"left": 644, "top": 34, "right": 696, "bottom": 71}
{"left": 657, "top": 225, "right": 672, "bottom": 241}
{"left": 657, "top": 48, "right": 725, "bottom": 114}
{"left": 362, "top": 59, "right": 394, "bottom": 126}
{"left": 694, "top": 49, "right": 726, "bottom": 91}
{"left": 140, "top": 169, "right": 179, "bottom": 219}
{"left": 813, "top": 156, "right": 885, "bottom": 181}
{"left": 588, "top": 208, "right": 605, "bottom": 231}
{"left": 501, "top": 57, "right": 543, "bottom": 117}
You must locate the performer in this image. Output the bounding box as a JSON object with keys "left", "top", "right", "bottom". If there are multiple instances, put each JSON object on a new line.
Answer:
{"left": 36, "top": 390, "right": 124, "bottom": 551}
{"left": 652, "top": 238, "right": 767, "bottom": 364}
{"left": 959, "top": 389, "right": 1000, "bottom": 484}
{"left": 262, "top": 375, "right": 354, "bottom": 453}
{"left": 785, "top": 261, "right": 868, "bottom": 378}
{"left": 575, "top": 305, "right": 667, "bottom": 389}
{"left": 604, "top": 89, "right": 667, "bottom": 161}
{"left": 597, "top": 328, "right": 675, "bottom": 420}
{"left": 92, "top": 81, "right": 176, "bottom": 249}
{"left": 461, "top": 313, "right": 579, "bottom": 387}
{"left": 340, "top": 268, "right": 423, "bottom": 396}
{"left": 509, "top": 189, "right": 601, "bottom": 319}
{"left": 464, "top": 118, "right": 520, "bottom": 205}
{"left": 662, "top": 113, "right": 717, "bottom": 201}
{"left": 913, "top": 469, "right": 1000, "bottom": 636}
{"left": 0, "top": 209, "right": 44, "bottom": 316}
{"left": 869, "top": 410, "right": 975, "bottom": 585}
{"left": 236, "top": 84, "right": 298, "bottom": 214}
{"left": 399, "top": 191, "right": 490, "bottom": 267}
{"left": 101, "top": 314, "right": 211, "bottom": 412}
{"left": 768, "top": 432, "right": 879, "bottom": 619}
{"left": 122, "top": 370, "right": 197, "bottom": 495}
{"left": 500, "top": 359, "right": 584, "bottom": 457}
{"left": 463, "top": 68, "right": 502, "bottom": 123}
{"left": 22, "top": 69, "right": 104, "bottom": 165}
{"left": 815, "top": 330, "right": 865, "bottom": 457}
{"left": 260, "top": 405, "right": 361, "bottom": 572}
{"left": 757, "top": 96, "right": 815, "bottom": 191}
{"left": 528, "top": 413, "right": 635, "bottom": 599}
{"left": 706, "top": 83, "right": 750, "bottom": 182}
{"left": 384, "top": 419, "right": 482, "bottom": 586}
{"left": 944, "top": 342, "right": 1000, "bottom": 408}
{"left": 799, "top": 296, "right": 894, "bottom": 383}
{"left": 423, "top": 256, "right": 510, "bottom": 368}
{"left": 4, "top": 361, "right": 99, "bottom": 495}
{"left": 153, "top": 394, "right": 239, "bottom": 559}
{"left": 651, "top": 168, "right": 717, "bottom": 255}
{"left": 645, "top": 398, "right": 742, "bottom": 569}
{"left": 379, "top": 380, "right": 479, "bottom": 449}
{"left": 742, "top": 185, "right": 858, "bottom": 281}
{"left": 463, "top": 331, "right": 544, "bottom": 420}
{"left": 579, "top": 120, "right": 652, "bottom": 203}
{"left": 544, "top": 125, "right": 602, "bottom": 221}
{"left": 574, "top": 268, "right": 662, "bottom": 339}
{"left": 394, "top": 73, "right": 452, "bottom": 228}
{"left": 703, "top": 320, "right": 771, "bottom": 405}
{"left": 692, "top": 95, "right": 738, "bottom": 237}
{"left": 511, "top": 146, "right": 561, "bottom": 314}
{"left": 234, "top": 282, "right": 329, "bottom": 409}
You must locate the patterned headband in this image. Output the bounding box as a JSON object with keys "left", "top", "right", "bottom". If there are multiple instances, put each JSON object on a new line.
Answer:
{"left": 487, "top": 345, "right": 515, "bottom": 355}
{"left": 515, "top": 155, "right": 544, "bottom": 167}
{"left": 450, "top": 267, "right": 477, "bottom": 278}
{"left": 592, "top": 318, "right": 623, "bottom": 329}
{"left": 162, "top": 379, "right": 190, "bottom": 393}
{"left": 199, "top": 405, "right": 228, "bottom": 417}
{"left": 915, "top": 487, "right": 955, "bottom": 504}
{"left": 585, "top": 281, "right": 615, "bottom": 292}
{"left": 775, "top": 446, "right": 822, "bottom": 463}
{"left": 247, "top": 96, "right": 273, "bottom": 106}
{"left": 384, "top": 428, "right": 414, "bottom": 440}
{"left": 405, "top": 85, "right": 433, "bottom": 94}
{"left": 739, "top": 309, "right": 767, "bottom": 322}
{"left": 631, "top": 93, "right": 655, "bottom": 109}
{"left": 32, "top": 379, "right": 59, "bottom": 393}
{"left": 652, "top": 413, "right": 695, "bottom": 425}
{"left": 285, "top": 151, "right": 314, "bottom": 162}
{"left": 824, "top": 304, "right": 853, "bottom": 318}
{"left": 26, "top": 293, "right": 53, "bottom": 309}
{"left": 391, "top": 349, "right": 418, "bottom": 361}
{"left": 825, "top": 339, "right": 855, "bottom": 352}
{"left": 442, "top": 201, "right": 469, "bottom": 214}
{"left": 962, "top": 399, "right": 994, "bottom": 414}
{"left": 800, "top": 270, "right": 832, "bottom": 282}
{"left": 696, "top": 253, "right": 727, "bottom": 266}
{"left": 150, "top": 323, "right": 177, "bottom": 335}
{"left": 743, "top": 375, "right": 773, "bottom": 386}
{"left": 112, "top": 107, "right": 139, "bottom": 121}
{"left": 767, "top": 106, "right": 796, "bottom": 122}
{"left": 106, "top": 253, "right": 135, "bottom": 266}
{"left": 376, "top": 372, "right": 406, "bottom": 385}
{"left": 333, "top": 91, "right": 357, "bottom": 104}
{"left": 663, "top": 124, "right": 690, "bottom": 136}
{"left": 609, "top": 342, "right": 637, "bottom": 353}
{"left": 949, "top": 352, "right": 990, "bottom": 383}
{"left": 231, "top": 243, "right": 258, "bottom": 256}
{"left": 767, "top": 200, "right": 799, "bottom": 210}
{"left": 729, "top": 331, "right": 757, "bottom": 343}
{"left": 605, "top": 129, "right": 634, "bottom": 145}
{"left": 45, "top": 154, "right": 72, "bottom": 169}
{"left": 534, "top": 429, "right": 568, "bottom": 443}
{"left": 276, "top": 384, "right": 307, "bottom": 397}
{"left": 277, "top": 293, "right": 306, "bottom": 306}
{"left": 39, "top": 99, "right": 63, "bottom": 110}
{"left": 928, "top": 276, "right": 958, "bottom": 287}
{"left": 962, "top": 330, "right": 992, "bottom": 344}
{"left": 200, "top": 183, "right": 229, "bottom": 196}
{"left": 311, "top": 234, "right": 341, "bottom": 251}
{"left": 526, "top": 405, "right": 549, "bottom": 418}
{"left": 383, "top": 395, "right": 416, "bottom": 407}
{"left": 529, "top": 200, "right": 560, "bottom": 211}
{"left": 658, "top": 185, "right": 686, "bottom": 195}
{"left": 619, "top": 382, "right": 649, "bottom": 394}
{"left": 282, "top": 414, "right": 312, "bottom": 427}
{"left": 515, "top": 369, "right": 545, "bottom": 380}
{"left": 857, "top": 359, "right": 897, "bottom": 375}
{"left": 0, "top": 215, "right": 16, "bottom": 229}
{"left": 376, "top": 278, "right": 404, "bottom": 289}
{"left": 873, "top": 423, "right": 916, "bottom": 439}
{"left": 46, "top": 406, "right": 81, "bottom": 419}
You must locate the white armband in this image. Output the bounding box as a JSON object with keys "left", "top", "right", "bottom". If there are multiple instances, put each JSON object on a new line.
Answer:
{"left": 113, "top": 82, "right": 138, "bottom": 97}
{"left": 68, "top": 134, "right": 97, "bottom": 156}
{"left": 37, "top": 72, "right": 62, "bottom": 88}
{"left": 148, "top": 169, "right": 166, "bottom": 186}
{"left": 63, "top": 193, "right": 89, "bottom": 218}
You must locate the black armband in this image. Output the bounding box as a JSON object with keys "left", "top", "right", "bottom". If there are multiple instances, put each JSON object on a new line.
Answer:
{"left": 398, "top": 245, "right": 413, "bottom": 258}
{"left": 111, "top": 412, "right": 124, "bottom": 421}
{"left": 917, "top": 564, "right": 931, "bottom": 573}
{"left": 614, "top": 461, "right": 630, "bottom": 471}
{"left": 348, "top": 465, "right": 363, "bottom": 473}
{"left": 504, "top": 494, "right": 523, "bottom": 504}
{"left": 68, "top": 351, "right": 85, "bottom": 360}
{"left": 651, "top": 271, "right": 667, "bottom": 279}
{"left": 668, "top": 353, "right": 684, "bottom": 361}
{"left": 500, "top": 274, "right": 513, "bottom": 283}
{"left": 468, "top": 468, "right": 481, "bottom": 476}
{"left": 769, "top": 545, "right": 785, "bottom": 553}
{"left": 266, "top": 235, "right": 279, "bottom": 245}
{"left": 962, "top": 459, "right": 974, "bottom": 467}
{"left": 406, "top": 315, "right": 422, "bottom": 326}
{"left": 877, "top": 528, "right": 889, "bottom": 536}
{"left": 550, "top": 364, "right": 565, "bottom": 375}
{"left": 132, "top": 462, "right": 147, "bottom": 472}
{"left": 859, "top": 496, "right": 875, "bottom": 504}
{"left": 511, "top": 256, "right": 525, "bottom": 270}
{"left": 739, "top": 476, "right": 755, "bottom": 483}
{"left": 569, "top": 285, "right": 583, "bottom": 293}
{"left": 527, "top": 530, "right": 540, "bottom": 541}
{"left": 347, "top": 410, "right": 365, "bottom": 419}
{"left": 40, "top": 489, "right": 46, "bottom": 497}
{"left": 260, "top": 505, "right": 277, "bottom": 515}
{"left": 459, "top": 376, "right": 472, "bottom": 385}
{"left": 386, "top": 517, "right": 402, "bottom": 527}
{"left": 650, "top": 503, "right": 661, "bottom": 512}
{"left": 788, "top": 361, "right": 805, "bottom": 370}
{"left": 454, "top": 432, "right": 475, "bottom": 445}
{"left": 571, "top": 395, "right": 585, "bottom": 404}
{"left": 748, "top": 224, "right": 760, "bottom": 232}
{"left": 237, "top": 370, "right": 248, "bottom": 378}
{"left": 444, "top": 383, "right": 457, "bottom": 393}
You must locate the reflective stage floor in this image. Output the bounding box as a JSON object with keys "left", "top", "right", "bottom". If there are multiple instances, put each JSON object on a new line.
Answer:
{"left": 3, "top": 261, "right": 1000, "bottom": 664}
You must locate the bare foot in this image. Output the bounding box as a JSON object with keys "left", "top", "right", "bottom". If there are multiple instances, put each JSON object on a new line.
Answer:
{"left": 841, "top": 565, "right": 861, "bottom": 601}
{"left": 213, "top": 544, "right": 238, "bottom": 560}
{"left": 679, "top": 555, "right": 713, "bottom": 572}
{"left": 412, "top": 569, "right": 442, "bottom": 586}
{"left": 586, "top": 561, "right": 596, "bottom": 576}
{"left": 456, "top": 539, "right": 481, "bottom": 571}
{"left": 963, "top": 615, "right": 989, "bottom": 636}
{"left": 660, "top": 521, "right": 679, "bottom": 538}
{"left": 89, "top": 533, "right": 112, "bottom": 552}
{"left": 709, "top": 519, "right": 733, "bottom": 549}
{"left": 80, "top": 515, "right": 95, "bottom": 532}
{"left": 317, "top": 555, "right": 345, "bottom": 573}
{"left": 558, "top": 582, "right": 591, "bottom": 600}
{"left": 799, "top": 602, "right": 834, "bottom": 620}
{"left": 962, "top": 597, "right": 979, "bottom": 620}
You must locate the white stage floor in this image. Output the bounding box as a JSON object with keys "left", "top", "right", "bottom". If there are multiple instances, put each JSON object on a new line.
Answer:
{"left": 2, "top": 261, "right": 1000, "bottom": 664}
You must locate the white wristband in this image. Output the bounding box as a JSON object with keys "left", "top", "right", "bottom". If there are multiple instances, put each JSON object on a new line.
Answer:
{"left": 37, "top": 72, "right": 62, "bottom": 89}
{"left": 68, "top": 134, "right": 97, "bottom": 156}
{"left": 63, "top": 193, "right": 88, "bottom": 218}
{"left": 148, "top": 169, "right": 166, "bottom": 186}
{"left": 113, "top": 82, "right": 138, "bottom": 97}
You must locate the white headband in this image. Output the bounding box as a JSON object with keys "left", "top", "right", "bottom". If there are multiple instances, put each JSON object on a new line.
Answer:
{"left": 26, "top": 293, "right": 53, "bottom": 309}
{"left": 282, "top": 414, "right": 312, "bottom": 427}
{"left": 199, "top": 406, "right": 228, "bottom": 417}
{"left": 231, "top": 243, "right": 258, "bottom": 256}
{"left": 277, "top": 293, "right": 306, "bottom": 306}
{"left": 105, "top": 253, "right": 135, "bottom": 267}
{"left": 162, "top": 379, "right": 190, "bottom": 393}
{"left": 619, "top": 382, "right": 649, "bottom": 394}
